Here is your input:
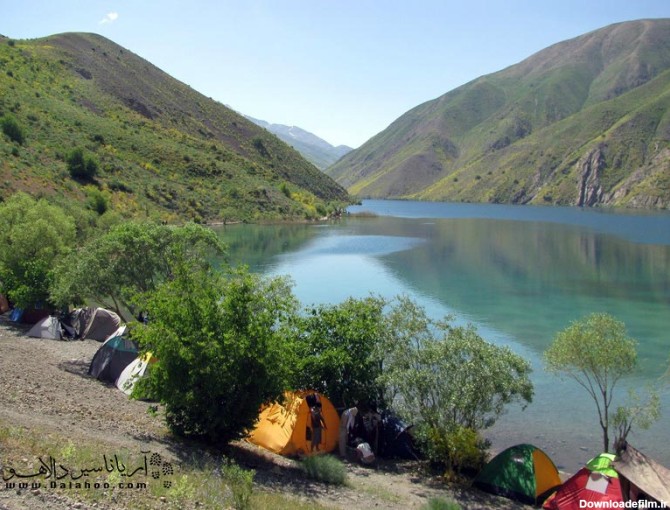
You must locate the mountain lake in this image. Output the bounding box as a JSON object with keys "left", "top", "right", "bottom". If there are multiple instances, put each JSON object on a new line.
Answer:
{"left": 214, "top": 199, "right": 670, "bottom": 473}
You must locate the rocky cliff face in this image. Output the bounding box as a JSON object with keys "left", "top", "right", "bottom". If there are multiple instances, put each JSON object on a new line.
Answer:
{"left": 577, "top": 146, "right": 606, "bottom": 206}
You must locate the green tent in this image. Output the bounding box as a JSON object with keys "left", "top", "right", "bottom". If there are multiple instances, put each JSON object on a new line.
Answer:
{"left": 474, "top": 444, "right": 562, "bottom": 505}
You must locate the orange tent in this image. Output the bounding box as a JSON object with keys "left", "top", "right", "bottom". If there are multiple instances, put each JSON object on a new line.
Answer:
{"left": 247, "top": 391, "right": 340, "bottom": 456}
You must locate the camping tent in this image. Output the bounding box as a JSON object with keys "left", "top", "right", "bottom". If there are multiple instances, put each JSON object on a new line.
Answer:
{"left": 115, "top": 352, "right": 155, "bottom": 396}
{"left": 88, "top": 333, "right": 138, "bottom": 384}
{"left": 247, "top": 391, "right": 340, "bottom": 456}
{"left": 544, "top": 453, "right": 623, "bottom": 510}
{"left": 474, "top": 443, "right": 562, "bottom": 505}
{"left": 81, "top": 308, "right": 122, "bottom": 341}
{"left": 613, "top": 443, "right": 670, "bottom": 505}
{"left": 26, "top": 316, "right": 64, "bottom": 340}
{"left": 379, "top": 410, "right": 419, "bottom": 460}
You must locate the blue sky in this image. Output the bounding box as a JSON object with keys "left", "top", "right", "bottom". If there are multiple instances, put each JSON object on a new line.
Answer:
{"left": 1, "top": 1, "right": 669, "bottom": 148}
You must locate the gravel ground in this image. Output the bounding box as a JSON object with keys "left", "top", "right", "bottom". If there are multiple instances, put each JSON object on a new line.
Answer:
{"left": 0, "top": 314, "right": 529, "bottom": 510}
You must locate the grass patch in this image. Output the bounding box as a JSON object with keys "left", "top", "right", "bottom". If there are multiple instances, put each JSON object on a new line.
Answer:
{"left": 300, "top": 454, "right": 347, "bottom": 485}
{"left": 0, "top": 419, "right": 336, "bottom": 509}
{"left": 421, "top": 497, "right": 462, "bottom": 510}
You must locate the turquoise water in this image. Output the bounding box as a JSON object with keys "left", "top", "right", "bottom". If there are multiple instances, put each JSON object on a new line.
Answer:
{"left": 216, "top": 200, "right": 670, "bottom": 472}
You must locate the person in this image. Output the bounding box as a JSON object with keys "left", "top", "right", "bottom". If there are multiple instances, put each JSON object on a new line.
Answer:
{"left": 339, "top": 405, "right": 358, "bottom": 457}
{"left": 310, "top": 404, "right": 327, "bottom": 452}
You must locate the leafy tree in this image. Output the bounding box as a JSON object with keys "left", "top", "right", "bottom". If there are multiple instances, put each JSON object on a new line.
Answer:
{"left": 0, "top": 114, "right": 25, "bottom": 145}
{"left": 612, "top": 387, "right": 660, "bottom": 452}
{"left": 51, "top": 221, "right": 225, "bottom": 320}
{"left": 0, "top": 193, "right": 75, "bottom": 308}
{"left": 132, "top": 264, "right": 298, "bottom": 443}
{"left": 289, "top": 296, "right": 387, "bottom": 410}
{"left": 379, "top": 296, "right": 533, "bottom": 471}
{"left": 545, "top": 312, "right": 638, "bottom": 453}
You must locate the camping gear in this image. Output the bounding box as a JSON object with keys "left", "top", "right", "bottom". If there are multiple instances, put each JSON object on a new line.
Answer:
{"left": 247, "top": 391, "right": 340, "bottom": 456}
{"left": 379, "top": 410, "right": 419, "bottom": 459}
{"left": 543, "top": 453, "right": 623, "bottom": 510}
{"left": 613, "top": 443, "right": 670, "bottom": 505}
{"left": 88, "top": 333, "right": 138, "bottom": 384}
{"left": 63, "top": 307, "right": 94, "bottom": 339}
{"left": 474, "top": 443, "right": 562, "bottom": 505}
{"left": 115, "top": 352, "right": 155, "bottom": 396}
{"left": 356, "top": 442, "right": 375, "bottom": 464}
{"left": 26, "top": 316, "right": 65, "bottom": 340}
{"left": 81, "top": 307, "right": 122, "bottom": 341}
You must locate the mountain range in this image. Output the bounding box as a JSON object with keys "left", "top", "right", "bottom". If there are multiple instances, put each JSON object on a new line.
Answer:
{"left": 246, "top": 117, "right": 352, "bottom": 170}
{"left": 0, "top": 32, "right": 349, "bottom": 223}
{"left": 326, "top": 19, "right": 670, "bottom": 209}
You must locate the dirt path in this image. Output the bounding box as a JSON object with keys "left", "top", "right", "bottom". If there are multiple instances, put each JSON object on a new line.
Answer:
{"left": 0, "top": 315, "right": 529, "bottom": 510}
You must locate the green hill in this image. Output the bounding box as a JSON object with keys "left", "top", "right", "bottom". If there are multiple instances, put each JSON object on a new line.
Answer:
{"left": 0, "top": 32, "right": 349, "bottom": 223}
{"left": 326, "top": 19, "right": 670, "bottom": 208}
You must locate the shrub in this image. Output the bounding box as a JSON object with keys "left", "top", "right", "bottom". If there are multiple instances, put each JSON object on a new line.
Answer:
{"left": 221, "top": 460, "right": 254, "bottom": 510}
{"left": 417, "top": 425, "right": 488, "bottom": 475}
{"left": 1, "top": 114, "right": 25, "bottom": 145}
{"left": 66, "top": 147, "right": 98, "bottom": 180}
{"left": 301, "top": 455, "right": 347, "bottom": 485}
{"left": 132, "top": 264, "right": 298, "bottom": 443}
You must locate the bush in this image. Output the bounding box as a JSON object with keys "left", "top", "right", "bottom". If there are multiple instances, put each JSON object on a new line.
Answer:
{"left": 66, "top": 147, "right": 98, "bottom": 180}
{"left": 1, "top": 114, "right": 25, "bottom": 145}
{"left": 132, "top": 264, "right": 298, "bottom": 443}
{"left": 300, "top": 455, "right": 347, "bottom": 485}
{"left": 417, "top": 425, "right": 488, "bottom": 475}
{"left": 221, "top": 460, "right": 254, "bottom": 510}
{"left": 0, "top": 193, "right": 75, "bottom": 308}
{"left": 290, "top": 296, "right": 387, "bottom": 410}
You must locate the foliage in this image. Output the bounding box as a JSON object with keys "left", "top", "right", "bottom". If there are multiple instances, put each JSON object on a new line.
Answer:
{"left": 221, "top": 460, "right": 255, "bottom": 510}
{"left": 0, "top": 193, "right": 76, "bottom": 308}
{"left": 417, "top": 425, "right": 488, "bottom": 476}
{"left": 381, "top": 297, "right": 533, "bottom": 431}
{"left": 289, "top": 296, "right": 387, "bottom": 410}
{"left": 132, "top": 264, "right": 298, "bottom": 443}
{"left": 545, "top": 312, "right": 638, "bottom": 453}
{"left": 0, "top": 33, "right": 349, "bottom": 223}
{"left": 612, "top": 387, "right": 661, "bottom": 452}
{"left": 379, "top": 296, "right": 532, "bottom": 467}
{"left": 66, "top": 147, "right": 98, "bottom": 181}
{"left": 0, "top": 114, "right": 25, "bottom": 145}
{"left": 300, "top": 455, "right": 347, "bottom": 485}
{"left": 51, "top": 221, "right": 225, "bottom": 319}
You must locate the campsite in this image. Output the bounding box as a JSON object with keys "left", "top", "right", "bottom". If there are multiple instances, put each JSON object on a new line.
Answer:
{"left": 2, "top": 308, "right": 669, "bottom": 510}
{"left": 1, "top": 312, "right": 530, "bottom": 510}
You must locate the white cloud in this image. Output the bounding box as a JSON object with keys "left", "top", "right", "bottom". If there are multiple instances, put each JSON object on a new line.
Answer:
{"left": 99, "top": 12, "right": 119, "bottom": 25}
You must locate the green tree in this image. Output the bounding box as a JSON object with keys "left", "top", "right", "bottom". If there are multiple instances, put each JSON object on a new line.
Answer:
{"left": 0, "top": 114, "right": 25, "bottom": 145}
{"left": 290, "top": 296, "right": 387, "bottom": 409}
{"left": 545, "top": 312, "right": 638, "bottom": 453}
{"left": 379, "top": 296, "right": 533, "bottom": 471}
{"left": 132, "top": 264, "right": 298, "bottom": 443}
{"left": 66, "top": 147, "right": 98, "bottom": 180}
{"left": 0, "top": 193, "right": 75, "bottom": 308}
{"left": 51, "top": 221, "right": 225, "bottom": 320}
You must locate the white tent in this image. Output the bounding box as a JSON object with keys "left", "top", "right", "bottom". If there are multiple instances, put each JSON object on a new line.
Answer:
{"left": 115, "top": 352, "right": 153, "bottom": 396}
{"left": 26, "top": 316, "right": 62, "bottom": 340}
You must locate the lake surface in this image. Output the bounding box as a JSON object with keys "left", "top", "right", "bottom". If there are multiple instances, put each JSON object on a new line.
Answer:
{"left": 216, "top": 199, "right": 670, "bottom": 473}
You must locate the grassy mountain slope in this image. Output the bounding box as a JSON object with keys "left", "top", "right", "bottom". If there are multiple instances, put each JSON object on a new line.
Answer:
{"left": 247, "top": 116, "right": 352, "bottom": 170}
{"left": 0, "top": 32, "right": 349, "bottom": 223}
{"left": 327, "top": 19, "right": 670, "bottom": 208}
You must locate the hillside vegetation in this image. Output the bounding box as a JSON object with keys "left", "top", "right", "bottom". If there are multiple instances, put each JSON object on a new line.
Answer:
{"left": 327, "top": 19, "right": 670, "bottom": 208}
{"left": 0, "top": 32, "right": 349, "bottom": 223}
